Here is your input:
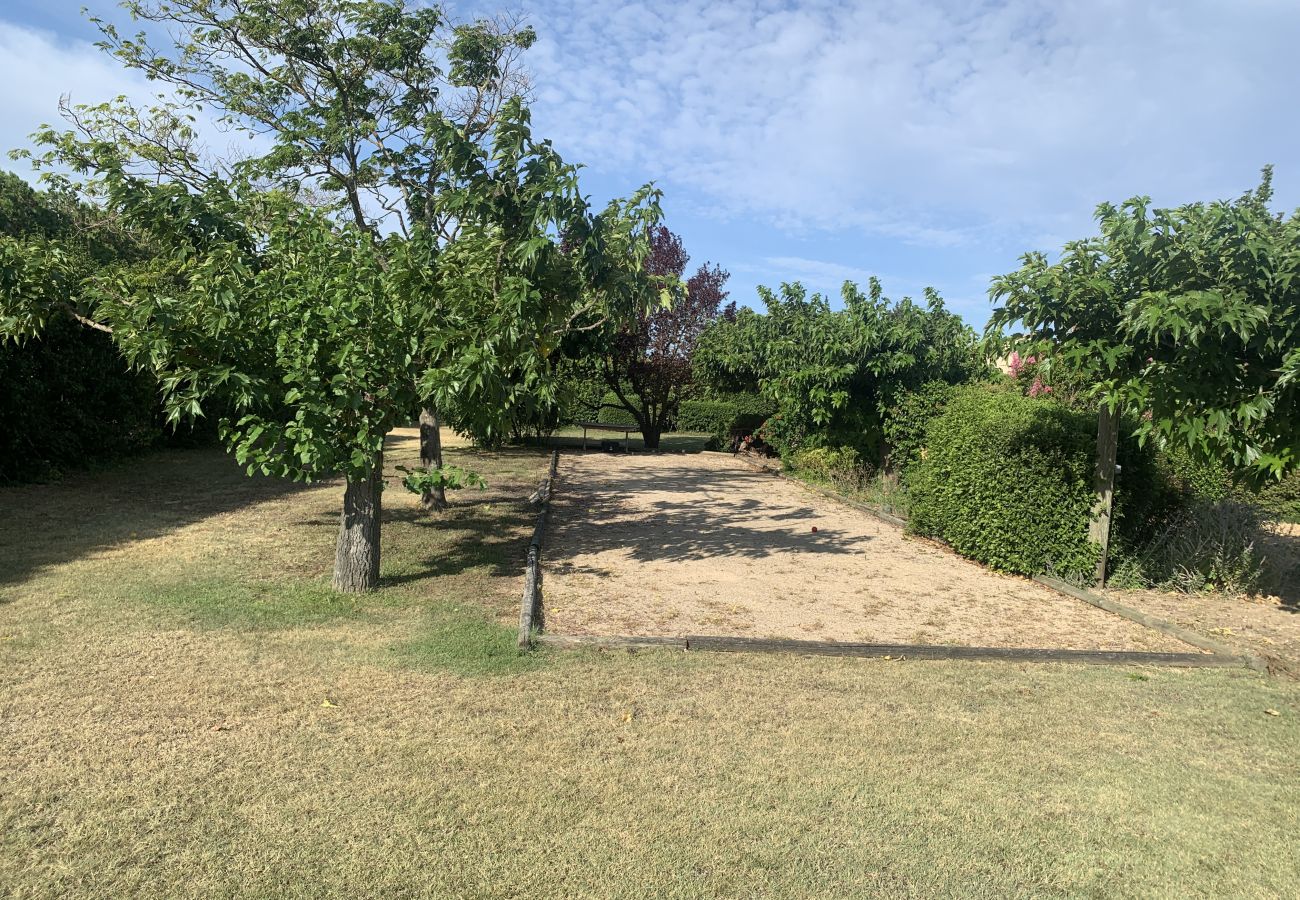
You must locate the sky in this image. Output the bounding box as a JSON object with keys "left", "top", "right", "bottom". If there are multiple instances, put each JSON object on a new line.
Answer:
{"left": 3, "top": 0, "right": 1300, "bottom": 326}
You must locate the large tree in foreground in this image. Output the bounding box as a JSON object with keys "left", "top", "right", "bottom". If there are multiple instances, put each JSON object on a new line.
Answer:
{"left": 988, "top": 168, "right": 1300, "bottom": 479}
{"left": 1, "top": 0, "right": 665, "bottom": 591}
{"left": 598, "top": 226, "right": 731, "bottom": 448}
{"left": 67, "top": 0, "right": 547, "bottom": 512}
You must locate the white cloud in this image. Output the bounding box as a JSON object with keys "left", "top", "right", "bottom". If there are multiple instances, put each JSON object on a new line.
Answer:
{"left": 513, "top": 0, "right": 1300, "bottom": 249}
{"left": 0, "top": 20, "right": 270, "bottom": 185}
{"left": 0, "top": 21, "right": 152, "bottom": 166}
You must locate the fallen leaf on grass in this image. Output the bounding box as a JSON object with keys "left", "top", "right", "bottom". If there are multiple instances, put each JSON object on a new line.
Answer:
{"left": 1264, "top": 709, "right": 1280, "bottom": 717}
{"left": 321, "top": 698, "right": 339, "bottom": 708}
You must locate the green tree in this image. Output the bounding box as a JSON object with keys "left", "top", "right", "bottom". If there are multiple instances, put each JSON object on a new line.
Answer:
{"left": 62, "top": 0, "right": 546, "bottom": 511}
{"left": 988, "top": 168, "right": 1300, "bottom": 479}
{"left": 694, "top": 279, "right": 982, "bottom": 461}
{"left": 2, "top": 0, "right": 663, "bottom": 590}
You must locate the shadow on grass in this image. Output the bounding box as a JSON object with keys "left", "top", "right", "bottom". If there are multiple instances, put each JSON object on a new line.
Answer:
{"left": 380, "top": 507, "right": 535, "bottom": 585}
{"left": 0, "top": 446, "right": 316, "bottom": 588}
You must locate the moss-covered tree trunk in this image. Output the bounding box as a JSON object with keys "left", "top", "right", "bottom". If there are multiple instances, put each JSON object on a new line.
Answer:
{"left": 419, "top": 406, "right": 448, "bottom": 511}
{"left": 332, "top": 451, "right": 383, "bottom": 592}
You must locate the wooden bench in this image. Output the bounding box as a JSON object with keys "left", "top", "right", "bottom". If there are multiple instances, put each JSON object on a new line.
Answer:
{"left": 575, "top": 420, "right": 639, "bottom": 451}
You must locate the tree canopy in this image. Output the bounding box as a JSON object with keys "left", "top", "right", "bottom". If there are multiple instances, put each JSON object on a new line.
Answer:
{"left": 0, "top": 0, "right": 664, "bottom": 590}
{"left": 989, "top": 168, "right": 1300, "bottom": 479}
{"left": 695, "top": 279, "right": 982, "bottom": 459}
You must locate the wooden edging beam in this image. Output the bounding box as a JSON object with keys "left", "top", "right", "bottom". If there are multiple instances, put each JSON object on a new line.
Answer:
{"left": 535, "top": 633, "right": 1242, "bottom": 667}
{"left": 517, "top": 450, "right": 560, "bottom": 649}
{"left": 731, "top": 453, "right": 1266, "bottom": 672}
{"left": 1031, "top": 574, "right": 1268, "bottom": 672}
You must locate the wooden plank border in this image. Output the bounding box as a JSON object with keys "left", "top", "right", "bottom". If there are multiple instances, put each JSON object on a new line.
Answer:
{"left": 730, "top": 452, "right": 1266, "bottom": 672}
{"left": 535, "top": 633, "right": 1243, "bottom": 668}
{"left": 517, "top": 449, "right": 560, "bottom": 649}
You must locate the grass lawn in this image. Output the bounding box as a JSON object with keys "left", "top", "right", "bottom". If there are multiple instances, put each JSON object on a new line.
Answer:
{"left": 1, "top": 435, "right": 1298, "bottom": 898}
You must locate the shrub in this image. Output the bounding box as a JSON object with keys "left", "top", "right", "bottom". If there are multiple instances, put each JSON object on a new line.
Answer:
{"left": 906, "top": 385, "right": 1101, "bottom": 578}
{"left": 677, "top": 393, "right": 775, "bottom": 447}
{"left": 1255, "top": 470, "right": 1300, "bottom": 522}
{"left": 788, "top": 445, "right": 866, "bottom": 485}
{"left": 595, "top": 393, "right": 641, "bottom": 426}
{"left": 1110, "top": 499, "right": 1268, "bottom": 594}
{"left": 882, "top": 380, "right": 956, "bottom": 473}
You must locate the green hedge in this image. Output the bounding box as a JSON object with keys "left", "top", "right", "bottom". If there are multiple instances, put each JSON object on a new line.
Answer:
{"left": 882, "top": 380, "right": 957, "bottom": 473}
{"left": 678, "top": 394, "right": 775, "bottom": 445}
{"left": 1256, "top": 470, "right": 1300, "bottom": 522}
{"left": 906, "top": 385, "right": 1101, "bottom": 578}
{"left": 595, "top": 394, "right": 640, "bottom": 426}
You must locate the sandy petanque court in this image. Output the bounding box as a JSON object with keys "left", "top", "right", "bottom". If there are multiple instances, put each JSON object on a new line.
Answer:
{"left": 542, "top": 452, "right": 1200, "bottom": 651}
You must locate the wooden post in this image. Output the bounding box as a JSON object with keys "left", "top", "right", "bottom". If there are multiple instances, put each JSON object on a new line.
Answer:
{"left": 1089, "top": 403, "right": 1119, "bottom": 586}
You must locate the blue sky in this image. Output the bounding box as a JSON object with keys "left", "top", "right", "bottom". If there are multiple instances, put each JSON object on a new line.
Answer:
{"left": 4, "top": 0, "right": 1300, "bottom": 327}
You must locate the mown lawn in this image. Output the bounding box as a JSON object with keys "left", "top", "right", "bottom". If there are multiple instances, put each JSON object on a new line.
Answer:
{"left": 1, "top": 435, "right": 1297, "bottom": 899}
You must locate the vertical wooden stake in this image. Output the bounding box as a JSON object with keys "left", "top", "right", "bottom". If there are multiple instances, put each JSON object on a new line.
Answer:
{"left": 1089, "top": 403, "right": 1118, "bottom": 586}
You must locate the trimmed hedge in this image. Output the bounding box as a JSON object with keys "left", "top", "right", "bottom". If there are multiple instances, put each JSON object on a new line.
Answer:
{"left": 906, "top": 385, "right": 1101, "bottom": 578}
{"left": 678, "top": 393, "right": 774, "bottom": 444}
{"left": 595, "top": 393, "right": 640, "bottom": 426}
{"left": 1256, "top": 470, "right": 1300, "bottom": 522}
{"left": 593, "top": 392, "right": 776, "bottom": 444}
{"left": 882, "top": 380, "right": 957, "bottom": 474}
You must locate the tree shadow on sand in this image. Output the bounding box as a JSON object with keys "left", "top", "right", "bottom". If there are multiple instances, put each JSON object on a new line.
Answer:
{"left": 546, "top": 458, "right": 873, "bottom": 574}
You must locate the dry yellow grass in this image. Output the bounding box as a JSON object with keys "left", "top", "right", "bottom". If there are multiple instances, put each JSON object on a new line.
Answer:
{"left": 2, "top": 435, "right": 1298, "bottom": 898}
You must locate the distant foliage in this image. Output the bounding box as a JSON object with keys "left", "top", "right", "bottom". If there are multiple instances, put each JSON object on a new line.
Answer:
{"left": 0, "top": 171, "right": 185, "bottom": 482}
{"left": 787, "top": 445, "right": 866, "bottom": 483}
{"left": 1255, "top": 470, "right": 1300, "bottom": 522}
{"left": 596, "top": 226, "right": 731, "bottom": 448}
{"left": 694, "top": 279, "right": 984, "bottom": 462}
{"left": 676, "top": 394, "right": 775, "bottom": 446}
{"left": 0, "top": 317, "right": 161, "bottom": 482}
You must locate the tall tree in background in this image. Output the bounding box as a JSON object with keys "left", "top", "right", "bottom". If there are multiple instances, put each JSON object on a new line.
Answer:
{"left": 600, "top": 226, "right": 731, "bottom": 448}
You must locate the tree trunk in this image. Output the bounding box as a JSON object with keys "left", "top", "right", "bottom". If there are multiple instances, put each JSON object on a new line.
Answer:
{"left": 641, "top": 422, "right": 662, "bottom": 450}
{"left": 419, "top": 406, "right": 448, "bottom": 511}
{"left": 332, "top": 451, "right": 383, "bottom": 592}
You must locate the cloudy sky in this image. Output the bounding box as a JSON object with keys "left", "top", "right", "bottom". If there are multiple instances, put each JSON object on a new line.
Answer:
{"left": 3, "top": 0, "right": 1299, "bottom": 325}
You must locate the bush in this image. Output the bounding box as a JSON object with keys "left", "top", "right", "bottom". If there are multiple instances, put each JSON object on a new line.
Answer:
{"left": 1254, "top": 469, "right": 1300, "bottom": 523}
{"left": 0, "top": 318, "right": 167, "bottom": 482}
{"left": 882, "top": 380, "right": 956, "bottom": 473}
{"left": 595, "top": 393, "right": 641, "bottom": 426}
{"left": 678, "top": 393, "right": 775, "bottom": 447}
{"left": 787, "top": 445, "right": 866, "bottom": 484}
{"left": 1110, "top": 499, "right": 1268, "bottom": 594}
{"left": 906, "top": 385, "right": 1102, "bottom": 578}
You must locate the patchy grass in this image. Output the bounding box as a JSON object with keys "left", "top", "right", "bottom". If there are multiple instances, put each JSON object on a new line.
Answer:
{"left": 1, "top": 431, "right": 1299, "bottom": 898}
